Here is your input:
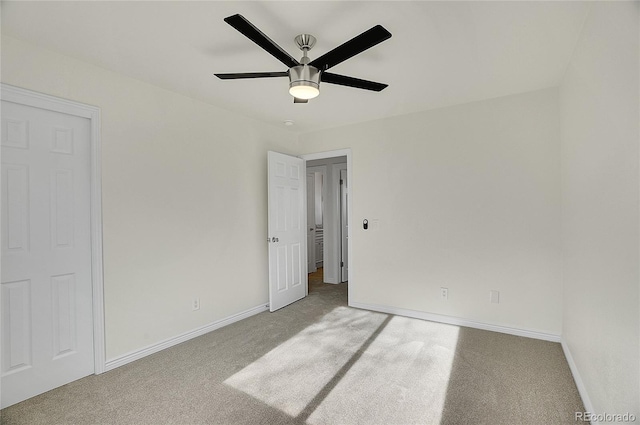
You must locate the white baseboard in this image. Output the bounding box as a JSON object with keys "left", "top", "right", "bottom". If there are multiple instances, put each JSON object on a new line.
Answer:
{"left": 561, "top": 340, "right": 596, "bottom": 424}
{"left": 104, "top": 303, "right": 269, "bottom": 372}
{"left": 349, "top": 301, "right": 561, "bottom": 342}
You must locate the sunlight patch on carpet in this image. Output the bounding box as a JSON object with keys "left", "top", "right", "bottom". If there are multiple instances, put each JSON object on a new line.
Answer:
{"left": 223, "top": 307, "right": 388, "bottom": 417}
{"left": 306, "top": 315, "right": 459, "bottom": 425}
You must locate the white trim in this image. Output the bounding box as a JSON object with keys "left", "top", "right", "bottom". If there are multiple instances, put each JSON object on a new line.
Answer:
{"left": 350, "top": 301, "right": 562, "bottom": 342}
{"left": 301, "top": 149, "right": 351, "bottom": 162}
{"left": 300, "top": 149, "right": 352, "bottom": 304}
{"left": 89, "top": 105, "right": 105, "bottom": 374}
{"left": 105, "top": 303, "right": 269, "bottom": 371}
{"left": 561, "top": 340, "right": 596, "bottom": 424}
{"left": 335, "top": 163, "right": 348, "bottom": 283}
{"left": 1, "top": 85, "right": 97, "bottom": 119}
{"left": 0, "top": 84, "right": 106, "bottom": 374}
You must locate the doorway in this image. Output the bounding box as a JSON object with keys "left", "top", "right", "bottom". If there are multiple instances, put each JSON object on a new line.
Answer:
{"left": 302, "top": 150, "right": 351, "bottom": 299}
{"left": 306, "top": 165, "right": 326, "bottom": 279}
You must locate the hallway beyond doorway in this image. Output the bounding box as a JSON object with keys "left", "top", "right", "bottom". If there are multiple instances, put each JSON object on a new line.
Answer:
{"left": 309, "top": 267, "right": 324, "bottom": 293}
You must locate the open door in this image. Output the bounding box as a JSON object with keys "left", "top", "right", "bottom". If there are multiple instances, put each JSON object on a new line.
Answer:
{"left": 268, "top": 151, "right": 307, "bottom": 312}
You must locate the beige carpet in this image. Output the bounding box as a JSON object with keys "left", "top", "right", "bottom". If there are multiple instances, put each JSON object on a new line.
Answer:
{"left": 1, "top": 281, "right": 583, "bottom": 425}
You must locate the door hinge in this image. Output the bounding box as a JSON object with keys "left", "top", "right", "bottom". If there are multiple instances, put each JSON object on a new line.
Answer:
{"left": 341, "top": 261, "right": 344, "bottom": 267}
{"left": 340, "top": 179, "right": 343, "bottom": 185}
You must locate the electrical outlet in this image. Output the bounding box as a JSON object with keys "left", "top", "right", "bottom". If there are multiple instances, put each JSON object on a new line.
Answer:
{"left": 440, "top": 287, "right": 448, "bottom": 300}
{"left": 192, "top": 297, "right": 200, "bottom": 311}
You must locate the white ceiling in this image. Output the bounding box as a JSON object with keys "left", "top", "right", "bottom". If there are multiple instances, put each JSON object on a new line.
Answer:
{"left": 2, "top": 1, "right": 591, "bottom": 134}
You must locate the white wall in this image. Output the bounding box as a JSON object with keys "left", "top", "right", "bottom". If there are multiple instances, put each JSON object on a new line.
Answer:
{"left": 1, "top": 36, "right": 298, "bottom": 360}
{"left": 298, "top": 88, "right": 563, "bottom": 335}
{"left": 560, "top": 2, "right": 639, "bottom": 417}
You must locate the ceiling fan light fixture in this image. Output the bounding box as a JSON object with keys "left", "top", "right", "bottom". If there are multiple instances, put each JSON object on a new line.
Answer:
{"left": 289, "top": 65, "right": 320, "bottom": 99}
{"left": 289, "top": 82, "right": 319, "bottom": 100}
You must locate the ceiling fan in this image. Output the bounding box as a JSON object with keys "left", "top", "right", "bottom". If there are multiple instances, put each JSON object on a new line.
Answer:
{"left": 214, "top": 14, "right": 392, "bottom": 103}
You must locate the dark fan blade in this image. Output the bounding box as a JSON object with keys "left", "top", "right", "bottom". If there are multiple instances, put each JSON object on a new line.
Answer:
{"left": 309, "top": 25, "right": 391, "bottom": 71}
{"left": 224, "top": 14, "right": 300, "bottom": 68}
{"left": 293, "top": 97, "right": 308, "bottom": 104}
{"left": 215, "top": 72, "right": 288, "bottom": 80}
{"left": 321, "top": 72, "right": 388, "bottom": 91}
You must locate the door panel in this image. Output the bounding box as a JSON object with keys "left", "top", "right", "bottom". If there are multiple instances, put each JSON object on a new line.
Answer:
{"left": 268, "top": 151, "right": 307, "bottom": 311}
{"left": 1, "top": 100, "right": 94, "bottom": 408}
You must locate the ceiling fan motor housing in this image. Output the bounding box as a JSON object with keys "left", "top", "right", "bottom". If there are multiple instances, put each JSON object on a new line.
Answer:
{"left": 289, "top": 65, "right": 320, "bottom": 98}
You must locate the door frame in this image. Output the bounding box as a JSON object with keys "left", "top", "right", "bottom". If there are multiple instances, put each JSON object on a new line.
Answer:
{"left": 300, "top": 149, "right": 352, "bottom": 305}
{"left": 1, "top": 83, "right": 106, "bottom": 374}
{"left": 339, "top": 167, "right": 348, "bottom": 283}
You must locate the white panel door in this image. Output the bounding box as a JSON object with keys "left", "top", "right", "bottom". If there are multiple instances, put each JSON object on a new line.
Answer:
{"left": 1, "top": 100, "right": 94, "bottom": 408}
{"left": 268, "top": 151, "right": 307, "bottom": 312}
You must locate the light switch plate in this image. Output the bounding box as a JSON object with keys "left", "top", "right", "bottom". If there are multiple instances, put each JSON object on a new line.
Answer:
{"left": 490, "top": 290, "right": 500, "bottom": 304}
